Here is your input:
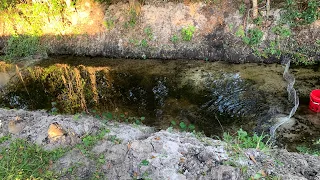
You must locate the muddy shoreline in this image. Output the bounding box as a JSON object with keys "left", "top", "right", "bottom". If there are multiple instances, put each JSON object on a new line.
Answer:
{"left": 0, "top": 108, "right": 320, "bottom": 179}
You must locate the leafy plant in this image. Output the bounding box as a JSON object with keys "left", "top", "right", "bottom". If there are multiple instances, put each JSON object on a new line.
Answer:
{"left": 272, "top": 25, "right": 291, "bottom": 39}
{"left": 242, "top": 28, "right": 264, "bottom": 46}
{"left": 239, "top": 3, "right": 246, "bottom": 15}
{"left": 140, "top": 159, "right": 149, "bottom": 166}
{"left": 103, "top": 19, "right": 115, "bottom": 30}
{"left": 181, "top": 25, "right": 196, "bottom": 41}
{"left": 5, "top": 35, "right": 45, "bottom": 60}
{"left": 253, "top": 16, "right": 263, "bottom": 26}
{"left": 171, "top": 34, "right": 179, "bottom": 43}
{"left": 144, "top": 27, "right": 153, "bottom": 40}
{"left": 140, "top": 39, "right": 148, "bottom": 48}
{"left": 282, "top": 0, "right": 320, "bottom": 26}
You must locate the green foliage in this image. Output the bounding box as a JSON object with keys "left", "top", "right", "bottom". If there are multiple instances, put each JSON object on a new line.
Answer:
{"left": 170, "top": 120, "right": 195, "bottom": 132}
{"left": 144, "top": 27, "right": 153, "bottom": 40}
{"left": 171, "top": 34, "right": 179, "bottom": 43}
{"left": 0, "top": 0, "right": 20, "bottom": 11}
{"left": 0, "top": 138, "right": 67, "bottom": 179}
{"left": 181, "top": 25, "right": 196, "bottom": 41}
{"left": 125, "top": 8, "right": 138, "bottom": 28}
{"left": 239, "top": 3, "right": 246, "bottom": 15}
{"left": 77, "top": 129, "right": 110, "bottom": 154}
{"left": 140, "top": 39, "right": 148, "bottom": 48}
{"left": 242, "top": 28, "right": 264, "bottom": 46}
{"left": 103, "top": 19, "right": 115, "bottom": 30}
{"left": 235, "top": 26, "right": 245, "bottom": 38}
{"left": 140, "top": 159, "right": 149, "bottom": 166}
{"left": 272, "top": 25, "right": 291, "bottom": 39}
{"left": 0, "top": 135, "right": 11, "bottom": 144}
{"left": 283, "top": 0, "right": 320, "bottom": 26}
{"left": 296, "top": 145, "right": 320, "bottom": 156}
{"left": 223, "top": 129, "right": 270, "bottom": 151}
{"left": 253, "top": 16, "right": 263, "bottom": 26}
{"left": 5, "top": 35, "right": 45, "bottom": 60}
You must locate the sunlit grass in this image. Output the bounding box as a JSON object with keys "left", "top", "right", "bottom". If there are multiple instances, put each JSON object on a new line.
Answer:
{"left": 0, "top": 138, "right": 68, "bottom": 179}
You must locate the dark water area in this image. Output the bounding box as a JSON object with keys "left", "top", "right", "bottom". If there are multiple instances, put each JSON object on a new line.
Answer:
{"left": 0, "top": 56, "right": 320, "bottom": 151}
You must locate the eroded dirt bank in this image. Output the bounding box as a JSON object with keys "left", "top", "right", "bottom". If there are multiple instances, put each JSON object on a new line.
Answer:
{"left": 0, "top": 0, "right": 319, "bottom": 63}
{"left": 0, "top": 108, "right": 320, "bottom": 179}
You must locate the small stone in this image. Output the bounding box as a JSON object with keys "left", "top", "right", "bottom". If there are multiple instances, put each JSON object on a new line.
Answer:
{"left": 48, "top": 122, "right": 66, "bottom": 141}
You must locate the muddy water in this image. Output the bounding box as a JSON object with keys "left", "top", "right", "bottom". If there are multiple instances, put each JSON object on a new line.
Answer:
{"left": 0, "top": 56, "right": 320, "bottom": 150}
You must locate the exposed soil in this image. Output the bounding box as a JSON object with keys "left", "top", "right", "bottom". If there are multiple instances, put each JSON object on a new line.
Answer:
{"left": 0, "top": 108, "right": 320, "bottom": 179}
{"left": 0, "top": 0, "right": 319, "bottom": 63}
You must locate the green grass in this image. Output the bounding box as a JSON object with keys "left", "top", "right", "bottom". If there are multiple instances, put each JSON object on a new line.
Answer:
{"left": 181, "top": 25, "right": 196, "bottom": 41}
{"left": 0, "top": 138, "right": 68, "bottom": 179}
{"left": 223, "top": 129, "right": 271, "bottom": 151}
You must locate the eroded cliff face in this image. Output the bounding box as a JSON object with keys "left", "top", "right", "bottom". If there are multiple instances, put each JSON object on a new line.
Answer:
{"left": 0, "top": 0, "right": 319, "bottom": 63}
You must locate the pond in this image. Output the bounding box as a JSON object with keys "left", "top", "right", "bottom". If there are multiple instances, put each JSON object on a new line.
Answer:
{"left": 0, "top": 56, "right": 319, "bottom": 151}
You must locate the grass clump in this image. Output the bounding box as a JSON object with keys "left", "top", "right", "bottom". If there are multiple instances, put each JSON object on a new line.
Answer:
{"left": 0, "top": 138, "right": 68, "bottom": 179}
{"left": 181, "top": 25, "right": 196, "bottom": 41}
{"left": 223, "top": 129, "right": 271, "bottom": 151}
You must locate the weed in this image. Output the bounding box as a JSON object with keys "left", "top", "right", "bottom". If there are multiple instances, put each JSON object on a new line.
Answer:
{"left": 0, "top": 138, "right": 68, "bottom": 179}
{"left": 140, "top": 39, "right": 148, "bottom": 48}
{"left": 77, "top": 128, "right": 110, "bottom": 154}
{"left": 5, "top": 35, "right": 46, "bottom": 60}
{"left": 140, "top": 159, "right": 149, "bottom": 166}
{"left": 103, "top": 19, "right": 115, "bottom": 30}
{"left": 170, "top": 120, "right": 195, "bottom": 132}
{"left": 272, "top": 25, "right": 291, "bottom": 39}
{"left": 239, "top": 3, "right": 246, "bottom": 15}
{"left": 171, "top": 34, "right": 179, "bottom": 43}
{"left": 235, "top": 26, "right": 245, "bottom": 38}
{"left": 296, "top": 145, "right": 320, "bottom": 156}
{"left": 0, "top": 135, "right": 11, "bottom": 144}
{"left": 282, "top": 0, "right": 320, "bottom": 26}
{"left": 242, "top": 28, "right": 264, "bottom": 46}
{"left": 181, "top": 25, "right": 196, "bottom": 41}
{"left": 127, "top": 8, "right": 138, "bottom": 28}
{"left": 253, "top": 16, "right": 263, "bottom": 26}
{"left": 144, "top": 26, "right": 153, "bottom": 40}
{"left": 223, "top": 129, "right": 271, "bottom": 151}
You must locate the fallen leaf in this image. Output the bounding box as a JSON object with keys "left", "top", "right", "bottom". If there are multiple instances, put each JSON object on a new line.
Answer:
{"left": 154, "top": 137, "right": 161, "bottom": 140}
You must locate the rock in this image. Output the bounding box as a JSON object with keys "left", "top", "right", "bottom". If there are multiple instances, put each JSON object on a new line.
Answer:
{"left": 48, "top": 122, "right": 66, "bottom": 141}
{"left": 8, "top": 118, "right": 26, "bottom": 134}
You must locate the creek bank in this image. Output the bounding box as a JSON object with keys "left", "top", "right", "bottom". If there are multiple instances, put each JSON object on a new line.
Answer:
{"left": 0, "top": 0, "right": 319, "bottom": 63}
{"left": 0, "top": 108, "right": 320, "bottom": 179}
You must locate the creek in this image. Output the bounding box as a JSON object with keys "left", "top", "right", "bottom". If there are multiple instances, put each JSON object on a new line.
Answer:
{"left": 0, "top": 56, "right": 320, "bottom": 151}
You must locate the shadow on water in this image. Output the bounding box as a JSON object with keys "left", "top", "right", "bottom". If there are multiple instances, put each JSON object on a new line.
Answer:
{"left": 0, "top": 56, "right": 320, "bottom": 150}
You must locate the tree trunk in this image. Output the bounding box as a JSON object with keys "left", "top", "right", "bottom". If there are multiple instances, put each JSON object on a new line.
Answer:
{"left": 266, "top": 0, "right": 270, "bottom": 17}
{"left": 252, "top": 0, "right": 258, "bottom": 19}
